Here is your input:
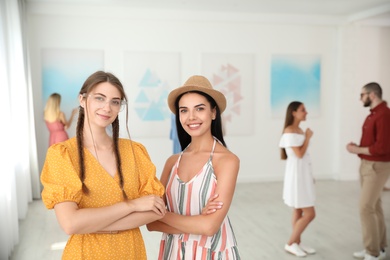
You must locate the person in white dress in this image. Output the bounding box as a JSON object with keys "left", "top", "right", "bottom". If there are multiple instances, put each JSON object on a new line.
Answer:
{"left": 279, "top": 101, "right": 316, "bottom": 257}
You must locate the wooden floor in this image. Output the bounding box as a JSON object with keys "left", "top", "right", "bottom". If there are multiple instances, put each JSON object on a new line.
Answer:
{"left": 10, "top": 180, "right": 390, "bottom": 259}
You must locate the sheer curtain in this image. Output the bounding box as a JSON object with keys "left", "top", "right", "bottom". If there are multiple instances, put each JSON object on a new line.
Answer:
{"left": 0, "top": 0, "right": 39, "bottom": 259}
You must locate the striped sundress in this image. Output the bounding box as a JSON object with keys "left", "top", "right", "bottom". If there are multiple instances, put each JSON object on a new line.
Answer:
{"left": 158, "top": 138, "right": 241, "bottom": 260}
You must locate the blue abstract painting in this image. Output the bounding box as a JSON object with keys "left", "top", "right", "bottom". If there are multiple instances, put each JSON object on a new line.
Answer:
{"left": 123, "top": 51, "right": 180, "bottom": 137}
{"left": 271, "top": 55, "right": 321, "bottom": 118}
{"left": 133, "top": 68, "right": 170, "bottom": 121}
{"left": 42, "top": 49, "right": 104, "bottom": 112}
{"left": 41, "top": 49, "right": 104, "bottom": 138}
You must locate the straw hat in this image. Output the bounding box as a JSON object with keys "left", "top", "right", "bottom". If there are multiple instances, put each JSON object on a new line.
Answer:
{"left": 167, "top": 75, "right": 227, "bottom": 114}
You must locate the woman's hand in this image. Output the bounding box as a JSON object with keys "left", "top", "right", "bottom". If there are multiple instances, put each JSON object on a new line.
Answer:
{"left": 72, "top": 107, "right": 78, "bottom": 116}
{"left": 202, "top": 194, "right": 223, "bottom": 215}
{"left": 128, "top": 195, "right": 166, "bottom": 216}
{"left": 305, "top": 128, "right": 313, "bottom": 139}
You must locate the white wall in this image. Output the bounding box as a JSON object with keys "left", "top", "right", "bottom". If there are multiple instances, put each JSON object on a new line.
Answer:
{"left": 338, "top": 25, "right": 390, "bottom": 180}
{"left": 27, "top": 3, "right": 390, "bottom": 183}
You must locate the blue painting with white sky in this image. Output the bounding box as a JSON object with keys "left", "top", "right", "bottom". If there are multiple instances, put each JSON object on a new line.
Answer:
{"left": 41, "top": 49, "right": 104, "bottom": 139}
{"left": 42, "top": 49, "right": 104, "bottom": 112}
{"left": 271, "top": 55, "right": 321, "bottom": 117}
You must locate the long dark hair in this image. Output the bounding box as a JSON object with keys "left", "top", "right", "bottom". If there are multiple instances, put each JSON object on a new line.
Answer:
{"left": 76, "top": 71, "right": 129, "bottom": 200}
{"left": 281, "top": 101, "right": 303, "bottom": 160}
{"left": 174, "top": 91, "right": 226, "bottom": 150}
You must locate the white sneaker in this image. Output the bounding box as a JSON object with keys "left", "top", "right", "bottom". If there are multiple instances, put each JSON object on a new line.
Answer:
{"left": 380, "top": 249, "right": 386, "bottom": 260}
{"left": 299, "top": 244, "right": 316, "bottom": 254}
{"left": 285, "top": 243, "right": 307, "bottom": 257}
{"left": 364, "top": 254, "right": 379, "bottom": 260}
{"left": 354, "top": 249, "right": 367, "bottom": 259}
{"left": 353, "top": 249, "right": 386, "bottom": 260}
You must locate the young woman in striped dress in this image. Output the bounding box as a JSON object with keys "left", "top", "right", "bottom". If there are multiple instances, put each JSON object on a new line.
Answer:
{"left": 147, "top": 75, "right": 241, "bottom": 259}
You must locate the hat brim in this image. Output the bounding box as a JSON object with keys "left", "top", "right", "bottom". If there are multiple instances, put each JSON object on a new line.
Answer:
{"left": 168, "top": 85, "right": 227, "bottom": 114}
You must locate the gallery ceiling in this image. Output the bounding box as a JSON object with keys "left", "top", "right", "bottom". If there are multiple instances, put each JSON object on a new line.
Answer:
{"left": 26, "top": 0, "right": 390, "bottom": 25}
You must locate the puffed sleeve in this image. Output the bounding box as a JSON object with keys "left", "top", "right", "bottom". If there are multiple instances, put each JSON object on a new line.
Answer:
{"left": 132, "top": 141, "right": 165, "bottom": 197}
{"left": 279, "top": 133, "right": 304, "bottom": 148}
{"left": 40, "top": 142, "right": 83, "bottom": 209}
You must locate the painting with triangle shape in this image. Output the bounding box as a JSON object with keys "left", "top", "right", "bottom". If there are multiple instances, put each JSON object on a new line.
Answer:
{"left": 201, "top": 53, "right": 254, "bottom": 136}
{"left": 123, "top": 51, "right": 181, "bottom": 137}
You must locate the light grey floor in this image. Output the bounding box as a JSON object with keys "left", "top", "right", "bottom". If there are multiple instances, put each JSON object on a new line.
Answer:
{"left": 10, "top": 180, "right": 390, "bottom": 259}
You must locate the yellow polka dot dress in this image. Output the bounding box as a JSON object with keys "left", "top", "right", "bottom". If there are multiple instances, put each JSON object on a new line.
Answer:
{"left": 41, "top": 137, "right": 164, "bottom": 260}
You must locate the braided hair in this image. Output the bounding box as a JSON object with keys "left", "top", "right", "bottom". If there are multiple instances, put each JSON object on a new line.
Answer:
{"left": 76, "top": 71, "right": 129, "bottom": 200}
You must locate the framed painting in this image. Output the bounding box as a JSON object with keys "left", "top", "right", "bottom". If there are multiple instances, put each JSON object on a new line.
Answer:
{"left": 41, "top": 49, "right": 104, "bottom": 137}
{"left": 270, "top": 54, "right": 321, "bottom": 118}
{"left": 201, "top": 53, "right": 254, "bottom": 136}
{"left": 123, "top": 52, "right": 181, "bottom": 137}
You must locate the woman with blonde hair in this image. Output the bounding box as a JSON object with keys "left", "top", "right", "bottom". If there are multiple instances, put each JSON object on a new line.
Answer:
{"left": 44, "top": 93, "right": 77, "bottom": 146}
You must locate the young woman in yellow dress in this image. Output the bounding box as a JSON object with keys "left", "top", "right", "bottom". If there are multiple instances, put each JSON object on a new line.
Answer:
{"left": 41, "top": 71, "right": 166, "bottom": 260}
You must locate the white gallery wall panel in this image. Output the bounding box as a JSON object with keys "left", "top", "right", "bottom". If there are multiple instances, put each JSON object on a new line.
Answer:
{"left": 27, "top": 3, "right": 390, "bottom": 182}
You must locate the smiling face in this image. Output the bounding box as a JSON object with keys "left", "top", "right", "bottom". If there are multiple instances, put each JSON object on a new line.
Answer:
{"left": 178, "top": 92, "right": 216, "bottom": 138}
{"left": 292, "top": 104, "right": 308, "bottom": 122}
{"left": 80, "top": 82, "right": 122, "bottom": 129}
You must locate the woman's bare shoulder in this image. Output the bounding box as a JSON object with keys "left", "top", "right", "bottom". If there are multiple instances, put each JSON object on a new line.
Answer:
{"left": 214, "top": 144, "right": 239, "bottom": 165}
{"left": 165, "top": 153, "right": 180, "bottom": 167}
{"left": 283, "top": 126, "right": 303, "bottom": 134}
{"left": 58, "top": 111, "right": 66, "bottom": 122}
{"left": 283, "top": 126, "right": 295, "bottom": 133}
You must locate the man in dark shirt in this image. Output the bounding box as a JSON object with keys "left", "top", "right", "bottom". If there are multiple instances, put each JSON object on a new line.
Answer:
{"left": 346, "top": 82, "right": 390, "bottom": 260}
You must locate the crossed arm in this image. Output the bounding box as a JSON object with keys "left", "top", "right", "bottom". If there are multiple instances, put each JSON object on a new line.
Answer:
{"left": 147, "top": 153, "right": 239, "bottom": 236}
{"left": 54, "top": 194, "right": 166, "bottom": 235}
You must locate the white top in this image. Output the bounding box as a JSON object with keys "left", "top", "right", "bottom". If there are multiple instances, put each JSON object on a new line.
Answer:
{"left": 279, "top": 133, "right": 315, "bottom": 208}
